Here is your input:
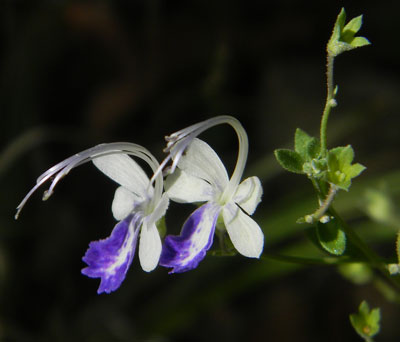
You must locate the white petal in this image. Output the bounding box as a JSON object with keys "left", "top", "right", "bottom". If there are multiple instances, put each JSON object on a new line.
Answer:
{"left": 233, "top": 176, "right": 263, "bottom": 215}
{"left": 178, "top": 138, "right": 229, "bottom": 192}
{"left": 165, "top": 168, "right": 214, "bottom": 203}
{"left": 112, "top": 186, "right": 142, "bottom": 220}
{"left": 138, "top": 220, "right": 162, "bottom": 272}
{"left": 222, "top": 202, "right": 264, "bottom": 258}
{"left": 93, "top": 154, "right": 150, "bottom": 198}
{"left": 147, "top": 193, "right": 169, "bottom": 226}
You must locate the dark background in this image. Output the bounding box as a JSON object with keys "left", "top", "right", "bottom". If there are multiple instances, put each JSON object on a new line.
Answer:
{"left": 1, "top": 1, "right": 400, "bottom": 341}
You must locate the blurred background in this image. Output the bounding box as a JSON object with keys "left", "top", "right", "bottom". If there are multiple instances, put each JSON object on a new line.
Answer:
{"left": 1, "top": 1, "right": 400, "bottom": 341}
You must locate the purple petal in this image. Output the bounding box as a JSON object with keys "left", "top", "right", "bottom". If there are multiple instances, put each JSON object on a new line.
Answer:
{"left": 81, "top": 214, "right": 141, "bottom": 294}
{"left": 160, "top": 202, "right": 220, "bottom": 273}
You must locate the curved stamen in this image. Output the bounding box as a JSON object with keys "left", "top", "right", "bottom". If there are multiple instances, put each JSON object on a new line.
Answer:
{"left": 152, "top": 115, "right": 249, "bottom": 202}
{"left": 16, "top": 143, "right": 163, "bottom": 219}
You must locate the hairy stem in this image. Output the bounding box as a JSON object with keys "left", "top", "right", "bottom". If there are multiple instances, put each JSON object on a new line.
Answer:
{"left": 307, "top": 184, "right": 337, "bottom": 223}
{"left": 320, "top": 54, "right": 335, "bottom": 156}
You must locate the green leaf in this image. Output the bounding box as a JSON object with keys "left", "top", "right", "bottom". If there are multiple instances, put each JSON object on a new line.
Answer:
{"left": 294, "top": 128, "right": 320, "bottom": 160}
{"left": 350, "top": 301, "right": 381, "bottom": 340}
{"left": 331, "top": 8, "right": 346, "bottom": 42}
{"left": 307, "top": 138, "right": 320, "bottom": 160}
{"left": 329, "top": 145, "right": 353, "bottom": 168}
{"left": 343, "top": 15, "right": 363, "bottom": 37}
{"left": 274, "top": 149, "right": 304, "bottom": 174}
{"left": 316, "top": 217, "right": 346, "bottom": 255}
{"left": 345, "top": 163, "right": 366, "bottom": 179}
{"left": 294, "top": 128, "right": 310, "bottom": 153}
{"left": 350, "top": 36, "right": 371, "bottom": 48}
{"left": 305, "top": 226, "right": 326, "bottom": 250}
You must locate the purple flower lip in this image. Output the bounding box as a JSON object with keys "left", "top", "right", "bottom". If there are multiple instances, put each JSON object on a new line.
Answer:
{"left": 81, "top": 214, "right": 141, "bottom": 294}
{"left": 160, "top": 203, "right": 220, "bottom": 273}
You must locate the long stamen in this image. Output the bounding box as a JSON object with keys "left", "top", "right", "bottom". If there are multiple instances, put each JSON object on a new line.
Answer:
{"left": 153, "top": 115, "right": 249, "bottom": 200}
{"left": 16, "top": 143, "right": 163, "bottom": 219}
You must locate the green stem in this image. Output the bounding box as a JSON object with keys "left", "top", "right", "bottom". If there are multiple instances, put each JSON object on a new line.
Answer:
{"left": 320, "top": 54, "right": 335, "bottom": 157}
{"left": 261, "top": 252, "right": 358, "bottom": 266}
{"left": 306, "top": 184, "right": 337, "bottom": 223}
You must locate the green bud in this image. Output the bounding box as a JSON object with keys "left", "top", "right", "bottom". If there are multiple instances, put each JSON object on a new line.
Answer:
{"left": 350, "top": 301, "right": 381, "bottom": 340}
{"left": 326, "top": 145, "right": 366, "bottom": 191}
{"left": 339, "top": 263, "right": 373, "bottom": 285}
{"left": 327, "top": 8, "right": 371, "bottom": 57}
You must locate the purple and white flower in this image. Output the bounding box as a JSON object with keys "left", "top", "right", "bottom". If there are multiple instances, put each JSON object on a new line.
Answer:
{"left": 16, "top": 143, "right": 168, "bottom": 294}
{"left": 158, "top": 116, "right": 264, "bottom": 273}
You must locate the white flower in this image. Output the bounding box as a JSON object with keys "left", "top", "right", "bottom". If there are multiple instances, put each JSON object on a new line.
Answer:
{"left": 158, "top": 116, "right": 264, "bottom": 273}
{"left": 16, "top": 143, "right": 168, "bottom": 293}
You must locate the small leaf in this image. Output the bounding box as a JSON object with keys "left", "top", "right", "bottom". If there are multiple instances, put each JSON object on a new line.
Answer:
{"left": 345, "top": 163, "right": 366, "bottom": 179}
{"left": 294, "top": 128, "right": 320, "bottom": 160}
{"left": 329, "top": 145, "right": 353, "bottom": 168}
{"left": 343, "top": 15, "right": 363, "bottom": 37}
{"left": 350, "top": 301, "right": 381, "bottom": 340}
{"left": 317, "top": 217, "right": 346, "bottom": 255}
{"left": 306, "top": 138, "right": 320, "bottom": 160}
{"left": 331, "top": 8, "right": 346, "bottom": 42}
{"left": 350, "top": 36, "right": 371, "bottom": 48}
{"left": 274, "top": 149, "right": 304, "bottom": 174}
{"left": 295, "top": 128, "right": 312, "bottom": 154}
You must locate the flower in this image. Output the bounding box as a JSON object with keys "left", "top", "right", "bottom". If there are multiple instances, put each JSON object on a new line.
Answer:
{"left": 16, "top": 143, "right": 168, "bottom": 294}
{"left": 158, "top": 116, "right": 264, "bottom": 273}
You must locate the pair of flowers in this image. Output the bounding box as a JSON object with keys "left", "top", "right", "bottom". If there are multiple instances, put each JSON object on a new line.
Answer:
{"left": 16, "top": 116, "right": 264, "bottom": 294}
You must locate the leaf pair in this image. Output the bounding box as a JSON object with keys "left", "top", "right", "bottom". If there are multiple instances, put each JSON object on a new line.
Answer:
{"left": 274, "top": 128, "right": 321, "bottom": 176}
{"left": 275, "top": 129, "right": 365, "bottom": 191}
